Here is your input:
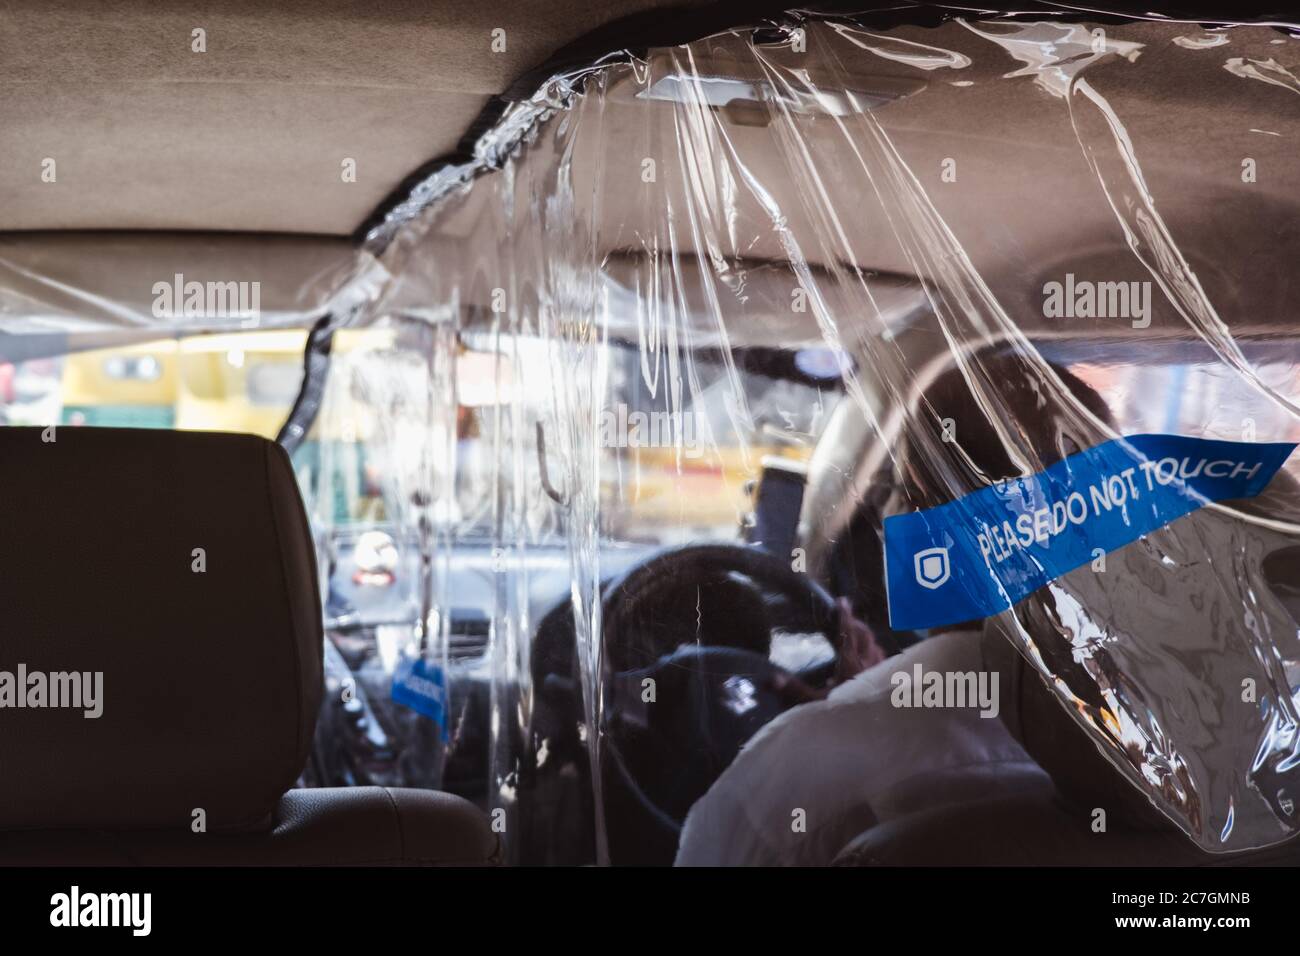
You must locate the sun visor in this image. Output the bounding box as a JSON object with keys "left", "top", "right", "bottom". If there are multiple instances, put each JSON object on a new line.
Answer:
{"left": 0, "top": 232, "right": 384, "bottom": 336}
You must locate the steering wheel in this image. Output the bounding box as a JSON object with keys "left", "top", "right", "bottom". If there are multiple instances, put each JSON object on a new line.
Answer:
{"left": 598, "top": 543, "right": 840, "bottom": 861}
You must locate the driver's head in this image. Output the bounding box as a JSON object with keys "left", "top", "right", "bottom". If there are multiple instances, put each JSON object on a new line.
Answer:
{"left": 890, "top": 353, "right": 1114, "bottom": 513}
{"left": 833, "top": 352, "right": 1114, "bottom": 639}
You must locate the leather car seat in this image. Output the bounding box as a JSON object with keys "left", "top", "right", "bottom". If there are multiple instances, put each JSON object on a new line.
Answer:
{"left": 0, "top": 426, "right": 499, "bottom": 866}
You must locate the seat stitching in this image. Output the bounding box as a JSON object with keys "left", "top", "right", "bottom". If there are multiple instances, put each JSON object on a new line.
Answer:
{"left": 380, "top": 787, "right": 406, "bottom": 861}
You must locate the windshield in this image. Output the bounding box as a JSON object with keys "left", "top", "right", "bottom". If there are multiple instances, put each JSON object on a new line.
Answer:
{"left": 296, "top": 326, "right": 845, "bottom": 547}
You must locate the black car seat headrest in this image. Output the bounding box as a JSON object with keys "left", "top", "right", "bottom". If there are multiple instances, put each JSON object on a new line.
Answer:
{"left": 0, "top": 427, "right": 322, "bottom": 831}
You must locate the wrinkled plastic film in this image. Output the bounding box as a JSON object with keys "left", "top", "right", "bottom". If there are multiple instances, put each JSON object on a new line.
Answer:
{"left": 5, "top": 4, "right": 1298, "bottom": 863}
{"left": 341, "top": 8, "right": 1300, "bottom": 860}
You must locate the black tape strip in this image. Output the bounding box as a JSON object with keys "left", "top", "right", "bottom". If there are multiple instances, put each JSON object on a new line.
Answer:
{"left": 275, "top": 314, "right": 337, "bottom": 453}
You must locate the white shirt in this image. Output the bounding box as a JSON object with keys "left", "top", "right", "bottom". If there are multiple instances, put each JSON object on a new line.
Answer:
{"left": 673, "top": 629, "right": 1047, "bottom": 866}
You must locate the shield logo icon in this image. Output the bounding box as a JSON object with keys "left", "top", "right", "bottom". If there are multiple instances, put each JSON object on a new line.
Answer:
{"left": 914, "top": 547, "right": 950, "bottom": 590}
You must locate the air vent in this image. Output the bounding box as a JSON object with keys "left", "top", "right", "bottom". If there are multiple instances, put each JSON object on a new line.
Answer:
{"left": 447, "top": 607, "right": 491, "bottom": 662}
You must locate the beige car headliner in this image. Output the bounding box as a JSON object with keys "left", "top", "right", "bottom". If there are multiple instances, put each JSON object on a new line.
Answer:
{"left": 0, "top": 6, "right": 1295, "bottom": 342}
{"left": 0, "top": 0, "right": 708, "bottom": 235}
{"left": 403, "top": 16, "right": 1297, "bottom": 342}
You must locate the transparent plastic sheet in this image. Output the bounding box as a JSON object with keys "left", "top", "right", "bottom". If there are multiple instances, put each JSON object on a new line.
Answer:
{"left": 338, "top": 5, "right": 1300, "bottom": 862}
{"left": 1, "top": 3, "right": 1296, "bottom": 865}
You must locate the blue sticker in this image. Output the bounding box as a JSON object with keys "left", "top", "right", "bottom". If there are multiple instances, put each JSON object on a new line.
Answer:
{"left": 391, "top": 654, "right": 449, "bottom": 740}
{"left": 884, "top": 434, "right": 1296, "bottom": 631}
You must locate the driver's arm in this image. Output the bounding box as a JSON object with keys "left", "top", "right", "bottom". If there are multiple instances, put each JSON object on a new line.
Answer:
{"left": 833, "top": 597, "right": 887, "bottom": 682}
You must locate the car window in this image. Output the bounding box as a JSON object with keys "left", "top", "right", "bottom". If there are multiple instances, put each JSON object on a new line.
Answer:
{"left": 596, "top": 343, "right": 844, "bottom": 545}
{"left": 1070, "top": 357, "right": 1300, "bottom": 478}
{"left": 294, "top": 327, "right": 845, "bottom": 545}
{"left": 0, "top": 329, "right": 307, "bottom": 438}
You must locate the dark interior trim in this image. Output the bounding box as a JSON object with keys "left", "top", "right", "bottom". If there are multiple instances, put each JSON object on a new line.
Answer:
{"left": 275, "top": 314, "right": 337, "bottom": 453}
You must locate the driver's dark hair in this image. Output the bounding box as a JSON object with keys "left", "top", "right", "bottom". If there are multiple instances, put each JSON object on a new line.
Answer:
{"left": 896, "top": 354, "right": 1114, "bottom": 512}
{"left": 830, "top": 352, "right": 1115, "bottom": 644}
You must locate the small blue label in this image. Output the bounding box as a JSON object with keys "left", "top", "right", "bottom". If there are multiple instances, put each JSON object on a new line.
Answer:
{"left": 884, "top": 434, "right": 1295, "bottom": 630}
{"left": 392, "top": 655, "right": 449, "bottom": 740}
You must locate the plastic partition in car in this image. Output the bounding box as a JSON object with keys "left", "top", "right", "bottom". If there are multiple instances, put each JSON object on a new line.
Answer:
{"left": 349, "top": 4, "right": 1300, "bottom": 863}
{"left": 4, "top": 3, "right": 1300, "bottom": 865}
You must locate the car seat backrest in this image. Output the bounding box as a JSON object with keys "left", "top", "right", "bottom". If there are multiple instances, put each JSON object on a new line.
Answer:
{"left": 0, "top": 426, "right": 322, "bottom": 831}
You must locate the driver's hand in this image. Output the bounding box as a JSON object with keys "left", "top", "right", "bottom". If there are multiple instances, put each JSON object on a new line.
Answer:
{"left": 767, "top": 599, "right": 887, "bottom": 706}
{"left": 834, "top": 597, "right": 886, "bottom": 684}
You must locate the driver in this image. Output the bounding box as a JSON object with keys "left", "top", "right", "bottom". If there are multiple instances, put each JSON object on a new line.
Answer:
{"left": 674, "top": 355, "right": 1114, "bottom": 866}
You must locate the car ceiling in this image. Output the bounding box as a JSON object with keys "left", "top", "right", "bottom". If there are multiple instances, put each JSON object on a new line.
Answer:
{"left": 420, "top": 16, "right": 1296, "bottom": 342}
{"left": 0, "top": 4, "right": 1295, "bottom": 348}
{"left": 0, "top": 0, "right": 711, "bottom": 235}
